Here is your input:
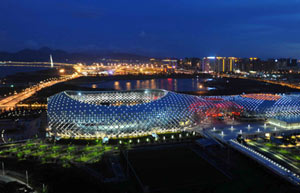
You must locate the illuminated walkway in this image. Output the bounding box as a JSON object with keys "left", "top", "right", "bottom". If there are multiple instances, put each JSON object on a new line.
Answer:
{"left": 229, "top": 140, "right": 300, "bottom": 186}
{"left": 207, "top": 122, "right": 283, "bottom": 142}
{"left": 193, "top": 121, "right": 300, "bottom": 186}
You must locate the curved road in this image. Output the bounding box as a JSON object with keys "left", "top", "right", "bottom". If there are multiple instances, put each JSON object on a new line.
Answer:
{"left": 0, "top": 73, "right": 80, "bottom": 111}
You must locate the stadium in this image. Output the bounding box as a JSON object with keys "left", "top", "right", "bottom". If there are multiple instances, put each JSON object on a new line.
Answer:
{"left": 47, "top": 89, "right": 201, "bottom": 139}
{"left": 47, "top": 89, "right": 300, "bottom": 139}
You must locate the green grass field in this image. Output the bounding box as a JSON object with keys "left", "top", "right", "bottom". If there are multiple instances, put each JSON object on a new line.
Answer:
{"left": 0, "top": 139, "right": 109, "bottom": 166}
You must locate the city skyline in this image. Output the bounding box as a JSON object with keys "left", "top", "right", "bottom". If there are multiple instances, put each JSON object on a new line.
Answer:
{"left": 0, "top": 0, "right": 300, "bottom": 58}
{"left": 2, "top": 1, "right": 300, "bottom": 193}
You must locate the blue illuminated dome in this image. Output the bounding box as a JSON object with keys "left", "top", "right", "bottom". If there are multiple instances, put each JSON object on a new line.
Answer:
{"left": 47, "top": 89, "right": 199, "bottom": 139}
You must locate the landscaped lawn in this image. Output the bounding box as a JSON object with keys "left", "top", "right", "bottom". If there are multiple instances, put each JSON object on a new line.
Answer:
{"left": 0, "top": 139, "right": 110, "bottom": 165}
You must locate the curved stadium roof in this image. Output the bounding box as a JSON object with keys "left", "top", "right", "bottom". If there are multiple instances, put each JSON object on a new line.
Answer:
{"left": 47, "top": 89, "right": 200, "bottom": 138}
{"left": 47, "top": 90, "right": 300, "bottom": 139}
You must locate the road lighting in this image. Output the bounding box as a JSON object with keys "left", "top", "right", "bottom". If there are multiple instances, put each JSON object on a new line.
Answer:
{"left": 59, "top": 69, "right": 65, "bottom": 73}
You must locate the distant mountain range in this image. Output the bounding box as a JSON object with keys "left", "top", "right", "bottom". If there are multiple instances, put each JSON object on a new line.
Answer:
{"left": 0, "top": 47, "right": 151, "bottom": 63}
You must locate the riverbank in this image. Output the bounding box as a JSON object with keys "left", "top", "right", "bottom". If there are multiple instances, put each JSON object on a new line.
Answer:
{"left": 183, "top": 77, "right": 300, "bottom": 96}
{"left": 21, "top": 74, "right": 300, "bottom": 105}
{"left": 68, "top": 73, "right": 212, "bottom": 84}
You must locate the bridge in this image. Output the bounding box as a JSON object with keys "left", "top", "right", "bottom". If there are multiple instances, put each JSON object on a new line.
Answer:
{"left": 0, "top": 61, "right": 75, "bottom": 68}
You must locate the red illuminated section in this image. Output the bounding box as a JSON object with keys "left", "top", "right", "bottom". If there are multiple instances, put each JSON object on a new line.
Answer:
{"left": 188, "top": 99, "right": 243, "bottom": 117}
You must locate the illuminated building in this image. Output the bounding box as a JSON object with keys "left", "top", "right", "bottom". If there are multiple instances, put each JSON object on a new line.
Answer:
{"left": 47, "top": 90, "right": 300, "bottom": 139}
{"left": 202, "top": 56, "right": 216, "bottom": 72}
{"left": 47, "top": 90, "right": 199, "bottom": 139}
{"left": 162, "top": 59, "right": 177, "bottom": 66}
{"left": 202, "top": 57, "right": 237, "bottom": 73}
{"left": 178, "top": 58, "right": 201, "bottom": 70}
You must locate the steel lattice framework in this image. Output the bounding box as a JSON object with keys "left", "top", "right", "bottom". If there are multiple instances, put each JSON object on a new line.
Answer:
{"left": 47, "top": 90, "right": 300, "bottom": 139}
{"left": 47, "top": 90, "right": 200, "bottom": 139}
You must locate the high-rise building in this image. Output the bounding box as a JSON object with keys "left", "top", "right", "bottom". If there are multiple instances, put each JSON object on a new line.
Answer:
{"left": 202, "top": 56, "right": 237, "bottom": 73}
{"left": 177, "top": 58, "right": 201, "bottom": 70}
{"left": 202, "top": 56, "right": 216, "bottom": 72}
{"left": 277, "top": 58, "right": 297, "bottom": 70}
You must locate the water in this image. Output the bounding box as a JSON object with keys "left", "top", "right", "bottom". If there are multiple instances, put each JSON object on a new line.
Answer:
{"left": 0, "top": 66, "right": 49, "bottom": 78}
{"left": 82, "top": 78, "right": 216, "bottom": 92}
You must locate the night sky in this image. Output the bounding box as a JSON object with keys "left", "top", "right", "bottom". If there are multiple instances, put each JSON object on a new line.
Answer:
{"left": 0, "top": 0, "right": 300, "bottom": 58}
